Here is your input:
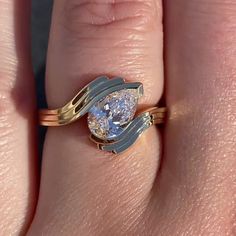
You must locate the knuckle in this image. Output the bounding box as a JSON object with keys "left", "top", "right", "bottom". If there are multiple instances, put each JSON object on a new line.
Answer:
{"left": 0, "top": 72, "right": 33, "bottom": 120}
{"left": 0, "top": 92, "right": 12, "bottom": 118}
{"left": 54, "top": 0, "right": 163, "bottom": 106}
{"left": 0, "top": 77, "right": 14, "bottom": 118}
{"left": 0, "top": 93, "right": 17, "bottom": 140}
{"left": 0, "top": 93, "right": 15, "bottom": 151}
{"left": 63, "top": 0, "right": 161, "bottom": 33}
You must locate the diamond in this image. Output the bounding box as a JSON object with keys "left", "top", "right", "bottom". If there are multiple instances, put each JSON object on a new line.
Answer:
{"left": 88, "top": 89, "right": 139, "bottom": 140}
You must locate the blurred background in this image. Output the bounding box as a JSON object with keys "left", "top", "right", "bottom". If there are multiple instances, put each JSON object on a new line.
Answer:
{"left": 32, "top": 0, "right": 52, "bottom": 74}
{"left": 32, "top": 0, "right": 53, "bottom": 154}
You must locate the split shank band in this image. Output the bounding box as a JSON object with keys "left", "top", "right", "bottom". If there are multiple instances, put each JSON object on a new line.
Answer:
{"left": 39, "top": 76, "right": 167, "bottom": 154}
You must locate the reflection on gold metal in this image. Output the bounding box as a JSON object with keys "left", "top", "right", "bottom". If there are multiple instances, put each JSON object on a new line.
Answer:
{"left": 39, "top": 76, "right": 143, "bottom": 126}
{"left": 39, "top": 76, "right": 167, "bottom": 154}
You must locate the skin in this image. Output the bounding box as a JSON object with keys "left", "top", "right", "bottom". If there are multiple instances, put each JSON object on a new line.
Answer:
{"left": 0, "top": 0, "right": 235, "bottom": 235}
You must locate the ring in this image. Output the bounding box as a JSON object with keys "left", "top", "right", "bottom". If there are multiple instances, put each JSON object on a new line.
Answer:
{"left": 39, "top": 76, "right": 167, "bottom": 153}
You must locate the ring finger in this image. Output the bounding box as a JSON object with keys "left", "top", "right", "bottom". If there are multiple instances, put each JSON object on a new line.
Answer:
{"left": 30, "top": 0, "right": 164, "bottom": 235}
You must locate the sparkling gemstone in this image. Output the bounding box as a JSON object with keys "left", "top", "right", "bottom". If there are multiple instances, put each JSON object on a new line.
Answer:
{"left": 88, "top": 89, "right": 139, "bottom": 140}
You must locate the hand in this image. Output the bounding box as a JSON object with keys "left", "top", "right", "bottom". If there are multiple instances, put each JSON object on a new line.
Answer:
{"left": 0, "top": 1, "right": 235, "bottom": 235}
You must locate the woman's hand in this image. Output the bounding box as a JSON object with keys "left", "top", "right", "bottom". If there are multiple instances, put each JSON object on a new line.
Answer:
{"left": 0, "top": 1, "right": 235, "bottom": 235}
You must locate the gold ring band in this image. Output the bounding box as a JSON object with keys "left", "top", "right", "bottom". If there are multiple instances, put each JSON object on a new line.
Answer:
{"left": 39, "top": 76, "right": 167, "bottom": 153}
{"left": 39, "top": 76, "right": 143, "bottom": 126}
{"left": 90, "top": 107, "right": 167, "bottom": 154}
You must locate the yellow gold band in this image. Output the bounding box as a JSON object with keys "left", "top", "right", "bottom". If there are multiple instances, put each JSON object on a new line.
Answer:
{"left": 39, "top": 76, "right": 167, "bottom": 153}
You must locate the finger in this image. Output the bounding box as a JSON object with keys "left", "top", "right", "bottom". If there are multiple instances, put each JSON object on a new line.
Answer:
{"left": 0, "top": 0, "right": 37, "bottom": 234}
{"left": 30, "top": 0, "right": 164, "bottom": 234}
{"left": 153, "top": 1, "right": 236, "bottom": 235}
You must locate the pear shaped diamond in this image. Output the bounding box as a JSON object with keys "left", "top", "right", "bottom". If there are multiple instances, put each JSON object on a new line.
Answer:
{"left": 88, "top": 89, "right": 139, "bottom": 140}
